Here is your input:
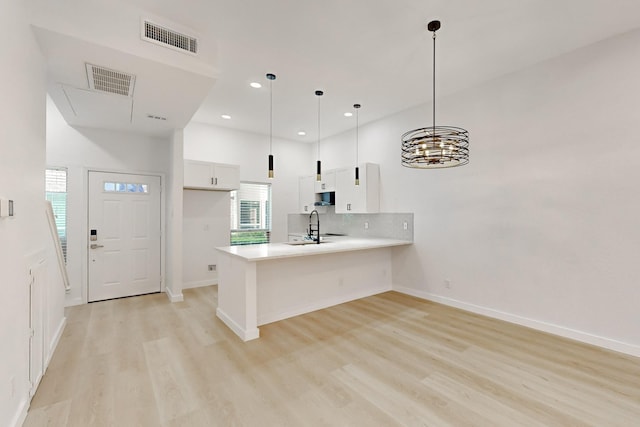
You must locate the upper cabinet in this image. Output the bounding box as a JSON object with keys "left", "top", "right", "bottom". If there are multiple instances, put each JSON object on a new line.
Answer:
{"left": 184, "top": 160, "right": 240, "bottom": 191}
{"left": 299, "top": 175, "right": 330, "bottom": 214}
{"left": 314, "top": 169, "right": 336, "bottom": 193}
{"left": 335, "top": 163, "right": 380, "bottom": 214}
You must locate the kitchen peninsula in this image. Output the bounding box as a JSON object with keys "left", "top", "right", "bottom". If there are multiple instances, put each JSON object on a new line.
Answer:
{"left": 216, "top": 237, "right": 412, "bottom": 341}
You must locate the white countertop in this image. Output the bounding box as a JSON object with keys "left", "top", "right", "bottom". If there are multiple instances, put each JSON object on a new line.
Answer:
{"left": 216, "top": 237, "right": 412, "bottom": 261}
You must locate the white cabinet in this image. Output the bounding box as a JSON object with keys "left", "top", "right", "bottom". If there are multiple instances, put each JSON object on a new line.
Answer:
{"left": 211, "top": 163, "right": 240, "bottom": 190}
{"left": 298, "top": 175, "right": 316, "bottom": 213}
{"left": 335, "top": 163, "right": 380, "bottom": 213}
{"left": 314, "top": 169, "right": 336, "bottom": 193}
{"left": 184, "top": 160, "right": 240, "bottom": 191}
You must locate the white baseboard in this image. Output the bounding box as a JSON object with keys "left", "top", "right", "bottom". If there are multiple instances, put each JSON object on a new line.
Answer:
{"left": 258, "top": 284, "right": 392, "bottom": 327}
{"left": 182, "top": 280, "right": 217, "bottom": 290}
{"left": 10, "top": 396, "right": 29, "bottom": 427}
{"left": 216, "top": 307, "right": 260, "bottom": 341}
{"left": 47, "top": 316, "right": 67, "bottom": 367}
{"left": 64, "top": 296, "right": 83, "bottom": 307}
{"left": 165, "top": 287, "right": 184, "bottom": 303}
{"left": 394, "top": 286, "right": 640, "bottom": 358}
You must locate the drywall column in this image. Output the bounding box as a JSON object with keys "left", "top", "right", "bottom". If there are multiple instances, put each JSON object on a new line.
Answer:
{"left": 0, "top": 2, "right": 53, "bottom": 426}
{"left": 165, "top": 129, "right": 184, "bottom": 302}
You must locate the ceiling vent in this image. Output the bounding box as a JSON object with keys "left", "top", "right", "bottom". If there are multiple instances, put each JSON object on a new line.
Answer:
{"left": 86, "top": 64, "right": 136, "bottom": 97}
{"left": 142, "top": 20, "right": 198, "bottom": 54}
{"left": 147, "top": 114, "right": 167, "bottom": 121}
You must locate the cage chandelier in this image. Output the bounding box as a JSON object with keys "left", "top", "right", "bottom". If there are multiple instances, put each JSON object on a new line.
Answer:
{"left": 401, "top": 20, "right": 469, "bottom": 169}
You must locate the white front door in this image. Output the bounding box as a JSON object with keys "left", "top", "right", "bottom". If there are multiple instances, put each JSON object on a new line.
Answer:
{"left": 88, "top": 171, "right": 161, "bottom": 302}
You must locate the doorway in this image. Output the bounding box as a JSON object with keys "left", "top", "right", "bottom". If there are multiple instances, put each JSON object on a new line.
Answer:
{"left": 88, "top": 171, "right": 162, "bottom": 302}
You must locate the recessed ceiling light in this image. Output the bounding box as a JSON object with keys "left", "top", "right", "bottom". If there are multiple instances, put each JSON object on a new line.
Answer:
{"left": 344, "top": 112, "right": 353, "bottom": 117}
{"left": 297, "top": 131, "right": 306, "bottom": 136}
{"left": 250, "top": 82, "right": 262, "bottom": 88}
{"left": 221, "top": 114, "right": 231, "bottom": 120}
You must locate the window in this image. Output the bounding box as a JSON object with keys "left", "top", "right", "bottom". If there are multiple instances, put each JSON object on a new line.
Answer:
{"left": 103, "top": 181, "right": 149, "bottom": 193}
{"left": 230, "top": 182, "right": 271, "bottom": 245}
{"left": 45, "top": 168, "right": 68, "bottom": 262}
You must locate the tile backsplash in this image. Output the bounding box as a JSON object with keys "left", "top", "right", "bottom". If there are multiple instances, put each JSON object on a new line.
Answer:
{"left": 288, "top": 209, "right": 413, "bottom": 241}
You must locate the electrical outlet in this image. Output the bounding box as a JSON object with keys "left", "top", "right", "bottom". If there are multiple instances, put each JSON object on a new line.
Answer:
{"left": 208, "top": 265, "right": 216, "bottom": 271}
{"left": 444, "top": 279, "right": 451, "bottom": 289}
{"left": 364, "top": 221, "right": 369, "bottom": 229}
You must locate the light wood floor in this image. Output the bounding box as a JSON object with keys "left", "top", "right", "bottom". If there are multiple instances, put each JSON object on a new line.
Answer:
{"left": 25, "top": 287, "right": 640, "bottom": 426}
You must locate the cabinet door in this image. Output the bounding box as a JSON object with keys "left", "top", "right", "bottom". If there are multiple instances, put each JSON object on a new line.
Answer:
{"left": 299, "top": 175, "right": 316, "bottom": 213}
{"left": 360, "top": 163, "right": 379, "bottom": 213}
{"left": 335, "top": 164, "right": 379, "bottom": 213}
{"left": 184, "top": 160, "right": 214, "bottom": 189}
{"left": 212, "top": 164, "right": 240, "bottom": 190}
{"left": 335, "top": 168, "right": 357, "bottom": 213}
{"left": 314, "top": 169, "right": 336, "bottom": 193}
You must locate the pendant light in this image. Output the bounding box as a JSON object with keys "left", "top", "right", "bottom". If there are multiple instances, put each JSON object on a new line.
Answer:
{"left": 401, "top": 20, "right": 469, "bottom": 168}
{"left": 266, "top": 73, "right": 276, "bottom": 178}
{"left": 315, "top": 90, "right": 324, "bottom": 181}
{"left": 353, "top": 103, "right": 361, "bottom": 185}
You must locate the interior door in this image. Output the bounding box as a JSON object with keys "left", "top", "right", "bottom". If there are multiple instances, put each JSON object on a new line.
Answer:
{"left": 88, "top": 171, "right": 161, "bottom": 302}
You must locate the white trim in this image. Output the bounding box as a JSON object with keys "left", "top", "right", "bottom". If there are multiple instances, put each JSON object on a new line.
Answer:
{"left": 216, "top": 307, "right": 260, "bottom": 341}
{"left": 10, "top": 396, "right": 29, "bottom": 427}
{"left": 394, "top": 286, "right": 640, "bottom": 358}
{"left": 182, "top": 280, "right": 216, "bottom": 290}
{"left": 165, "top": 286, "right": 184, "bottom": 303}
{"left": 47, "top": 316, "right": 67, "bottom": 367}
{"left": 258, "top": 285, "right": 391, "bottom": 326}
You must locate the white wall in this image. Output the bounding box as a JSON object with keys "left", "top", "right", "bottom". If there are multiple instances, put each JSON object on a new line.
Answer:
{"left": 46, "top": 97, "right": 171, "bottom": 305}
{"left": 182, "top": 189, "right": 230, "bottom": 288}
{"left": 184, "top": 122, "right": 312, "bottom": 243}
{"left": 0, "top": 3, "right": 64, "bottom": 426}
{"left": 319, "top": 29, "right": 640, "bottom": 356}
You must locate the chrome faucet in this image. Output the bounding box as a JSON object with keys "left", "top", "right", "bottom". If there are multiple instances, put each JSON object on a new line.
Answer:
{"left": 308, "top": 209, "right": 320, "bottom": 244}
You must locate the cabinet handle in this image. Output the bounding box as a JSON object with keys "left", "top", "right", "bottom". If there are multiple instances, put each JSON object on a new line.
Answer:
{"left": 214, "top": 177, "right": 218, "bottom": 185}
{"left": 211, "top": 177, "right": 214, "bottom": 185}
{"left": 347, "top": 203, "right": 351, "bottom": 211}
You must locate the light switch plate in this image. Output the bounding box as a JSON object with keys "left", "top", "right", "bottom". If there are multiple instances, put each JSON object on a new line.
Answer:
{"left": 0, "top": 198, "right": 9, "bottom": 218}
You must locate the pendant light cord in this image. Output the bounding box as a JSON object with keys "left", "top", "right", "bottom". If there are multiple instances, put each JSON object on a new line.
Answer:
{"left": 317, "top": 96, "right": 321, "bottom": 159}
{"left": 356, "top": 107, "right": 359, "bottom": 165}
{"left": 432, "top": 30, "right": 436, "bottom": 135}
{"left": 269, "top": 79, "right": 273, "bottom": 155}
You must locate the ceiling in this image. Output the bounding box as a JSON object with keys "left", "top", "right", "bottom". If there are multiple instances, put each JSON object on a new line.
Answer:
{"left": 32, "top": 0, "right": 640, "bottom": 141}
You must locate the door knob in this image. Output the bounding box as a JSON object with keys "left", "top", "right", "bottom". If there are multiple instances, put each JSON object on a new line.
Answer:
{"left": 90, "top": 244, "right": 104, "bottom": 249}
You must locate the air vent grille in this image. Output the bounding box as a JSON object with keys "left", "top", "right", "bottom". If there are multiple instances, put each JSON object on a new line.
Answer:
{"left": 86, "top": 64, "right": 135, "bottom": 97}
{"left": 143, "top": 21, "right": 198, "bottom": 54}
